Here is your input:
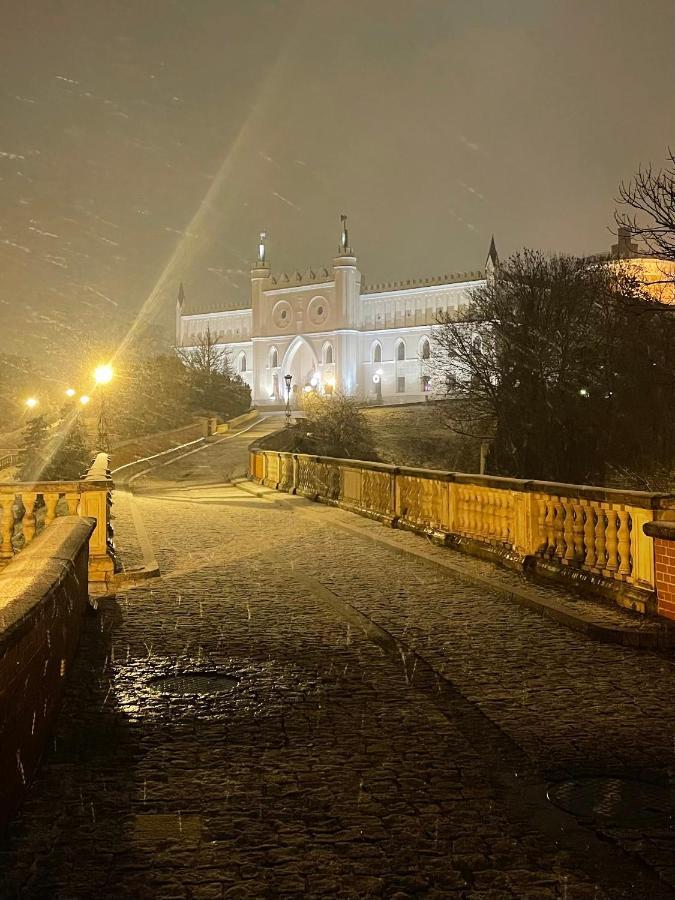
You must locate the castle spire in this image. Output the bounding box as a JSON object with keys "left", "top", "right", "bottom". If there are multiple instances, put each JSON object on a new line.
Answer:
{"left": 338, "top": 213, "right": 352, "bottom": 255}
{"left": 486, "top": 235, "right": 499, "bottom": 269}
{"left": 257, "top": 230, "right": 267, "bottom": 266}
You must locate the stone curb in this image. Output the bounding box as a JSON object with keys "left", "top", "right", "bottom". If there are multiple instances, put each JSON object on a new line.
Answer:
{"left": 235, "top": 479, "right": 674, "bottom": 651}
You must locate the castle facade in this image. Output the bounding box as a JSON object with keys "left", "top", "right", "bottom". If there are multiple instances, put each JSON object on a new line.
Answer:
{"left": 175, "top": 220, "right": 493, "bottom": 407}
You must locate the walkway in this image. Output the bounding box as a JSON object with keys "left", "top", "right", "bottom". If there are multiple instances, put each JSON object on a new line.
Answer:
{"left": 2, "top": 431, "right": 675, "bottom": 899}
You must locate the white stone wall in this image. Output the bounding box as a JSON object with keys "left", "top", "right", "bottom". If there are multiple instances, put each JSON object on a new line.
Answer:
{"left": 177, "top": 257, "right": 485, "bottom": 406}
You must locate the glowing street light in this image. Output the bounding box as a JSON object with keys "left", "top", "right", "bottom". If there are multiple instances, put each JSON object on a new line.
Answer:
{"left": 65, "top": 388, "right": 76, "bottom": 398}
{"left": 25, "top": 397, "right": 38, "bottom": 410}
{"left": 94, "top": 364, "right": 113, "bottom": 385}
{"left": 79, "top": 395, "right": 91, "bottom": 405}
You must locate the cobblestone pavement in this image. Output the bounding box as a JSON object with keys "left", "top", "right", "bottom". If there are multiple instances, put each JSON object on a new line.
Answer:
{"left": 2, "top": 436, "right": 675, "bottom": 898}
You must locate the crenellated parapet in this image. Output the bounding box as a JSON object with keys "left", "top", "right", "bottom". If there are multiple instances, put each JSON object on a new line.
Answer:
{"left": 362, "top": 270, "right": 484, "bottom": 294}
{"left": 268, "top": 266, "right": 332, "bottom": 288}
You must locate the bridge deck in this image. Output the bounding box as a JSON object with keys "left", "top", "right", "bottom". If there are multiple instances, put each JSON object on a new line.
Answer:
{"left": 2, "top": 425, "right": 675, "bottom": 899}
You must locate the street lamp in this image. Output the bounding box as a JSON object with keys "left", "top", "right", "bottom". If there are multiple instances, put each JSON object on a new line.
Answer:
{"left": 65, "top": 388, "right": 76, "bottom": 398}
{"left": 94, "top": 364, "right": 113, "bottom": 385}
{"left": 25, "top": 397, "right": 38, "bottom": 410}
{"left": 372, "top": 369, "right": 383, "bottom": 405}
{"left": 93, "top": 364, "right": 114, "bottom": 452}
{"left": 79, "top": 395, "right": 91, "bottom": 405}
{"left": 284, "top": 374, "right": 293, "bottom": 426}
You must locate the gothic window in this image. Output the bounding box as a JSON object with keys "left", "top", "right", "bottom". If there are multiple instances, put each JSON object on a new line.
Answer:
{"left": 372, "top": 342, "right": 382, "bottom": 364}
{"left": 420, "top": 339, "right": 430, "bottom": 360}
{"left": 270, "top": 347, "right": 278, "bottom": 368}
{"left": 396, "top": 340, "right": 406, "bottom": 361}
{"left": 239, "top": 352, "right": 247, "bottom": 373}
{"left": 324, "top": 343, "right": 334, "bottom": 364}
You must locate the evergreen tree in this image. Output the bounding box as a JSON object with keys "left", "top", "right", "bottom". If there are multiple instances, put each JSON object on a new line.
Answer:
{"left": 19, "top": 415, "right": 50, "bottom": 481}
{"left": 46, "top": 414, "right": 91, "bottom": 480}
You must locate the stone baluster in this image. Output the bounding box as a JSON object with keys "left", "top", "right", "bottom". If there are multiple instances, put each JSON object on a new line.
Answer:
{"left": 0, "top": 494, "right": 15, "bottom": 561}
{"left": 44, "top": 491, "right": 60, "bottom": 526}
{"left": 583, "top": 502, "right": 596, "bottom": 569}
{"left": 563, "top": 499, "right": 575, "bottom": 563}
{"left": 474, "top": 489, "right": 483, "bottom": 537}
{"left": 475, "top": 488, "right": 483, "bottom": 537}
{"left": 536, "top": 495, "right": 548, "bottom": 554}
{"left": 544, "top": 498, "right": 556, "bottom": 557}
{"left": 65, "top": 492, "right": 80, "bottom": 515}
{"left": 21, "top": 492, "right": 38, "bottom": 546}
{"left": 490, "top": 490, "right": 499, "bottom": 540}
{"left": 604, "top": 507, "right": 620, "bottom": 573}
{"left": 594, "top": 506, "right": 607, "bottom": 571}
{"left": 500, "top": 493, "right": 510, "bottom": 543}
{"left": 552, "top": 498, "right": 565, "bottom": 559}
{"left": 572, "top": 501, "right": 585, "bottom": 564}
{"left": 617, "top": 509, "right": 631, "bottom": 577}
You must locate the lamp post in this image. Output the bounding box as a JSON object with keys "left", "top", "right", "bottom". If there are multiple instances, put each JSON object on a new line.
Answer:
{"left": 284, "top": 373, "right": 293, "bottom": 426}
{"left": 93, "top": 364, "right": 114, "bottom": 452}
{"left": 372, "top": 370, "right": 383, "bottom": 405}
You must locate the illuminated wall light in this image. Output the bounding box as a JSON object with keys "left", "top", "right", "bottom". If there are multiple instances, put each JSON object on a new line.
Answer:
{"left": 80, "top": 395, "right": 91, "bottom": 405}
{"left": 65, "top": 388, "right": 76, "bottom": 398}
{"left": 25, "top": 397, "right": 38, "bottom": 409}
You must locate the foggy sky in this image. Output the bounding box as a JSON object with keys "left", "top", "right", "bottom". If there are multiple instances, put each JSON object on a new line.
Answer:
{"left": 2, "top": 0, "right": 675, "bottom": 372}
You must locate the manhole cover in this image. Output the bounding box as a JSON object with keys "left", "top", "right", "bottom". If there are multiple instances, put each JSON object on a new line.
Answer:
{"left": 547, "top": 777, "right": 673, "bottom": 824}
{"left": 149, "top": 672, "right": 238, "bottom": 695}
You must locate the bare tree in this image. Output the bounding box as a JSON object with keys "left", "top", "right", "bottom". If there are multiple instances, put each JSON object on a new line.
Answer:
{"left": 176, "top": 327, "right": 232, "bottom": 376}
{"left": 616, "top": 149, "right": 675, "bottom": 272}
{"left": 431, "top": 251, "right": 674, "bottom": 485}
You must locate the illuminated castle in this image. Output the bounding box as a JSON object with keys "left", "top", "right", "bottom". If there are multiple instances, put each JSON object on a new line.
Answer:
{"left": 175, "top": 218, "right": 493, "bottom": 406}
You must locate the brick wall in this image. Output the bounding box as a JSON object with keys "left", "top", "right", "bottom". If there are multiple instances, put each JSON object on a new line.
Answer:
{"left": 0, "top": 516, "right": 95, "bottom": 828}
{"left": 654, "top": 536, "right": 675, "bottom": 621}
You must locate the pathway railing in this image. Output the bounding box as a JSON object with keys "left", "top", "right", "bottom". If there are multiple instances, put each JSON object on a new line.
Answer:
{"left": 0, "top": 452, "right": 115, "bottom": 588}
{"left": 250, "top": 448, "right": 675, "bottom": 611}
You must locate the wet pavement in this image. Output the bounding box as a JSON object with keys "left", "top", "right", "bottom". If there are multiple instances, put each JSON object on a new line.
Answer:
{"left": 2, "top": 427, "right": 675, "bottom": 899}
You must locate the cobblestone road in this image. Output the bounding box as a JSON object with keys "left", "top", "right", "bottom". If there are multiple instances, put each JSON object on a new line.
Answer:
{"left": 2, "top": 432, "right": 675, "bottom": 899}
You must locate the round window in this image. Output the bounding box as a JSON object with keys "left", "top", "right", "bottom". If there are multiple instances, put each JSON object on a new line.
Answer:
{"left": 308, "top": 297, "right": 328, "bottom": 325}
{"left": 272, "top": 301, "right": 293, "bottom": 329}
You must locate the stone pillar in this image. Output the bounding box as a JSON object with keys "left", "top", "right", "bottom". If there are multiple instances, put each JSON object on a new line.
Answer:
{"left": 250, "top": 264, "right": 271, "bottom": 405}
{"left": 333, "top": 254, "right": 361, "bottom": 395}
{"left": 643, "top": 521, "right": 675, "bottom": 621}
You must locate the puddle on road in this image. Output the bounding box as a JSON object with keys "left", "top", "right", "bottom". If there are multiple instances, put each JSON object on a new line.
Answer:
{"left": 547, "top": 776, "right": 674, "bottom": 825}
{"left": 148, "top": 672, "right": 238, "bottom": 695}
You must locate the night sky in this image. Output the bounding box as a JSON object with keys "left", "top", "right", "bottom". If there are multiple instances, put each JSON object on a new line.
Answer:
{"left": 2, "top": 0, "right": 675, "bottom": 370}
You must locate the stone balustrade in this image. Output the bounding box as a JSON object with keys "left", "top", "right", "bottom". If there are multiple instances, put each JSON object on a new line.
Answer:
{"left": 250, "top": 448, "right": 675, "bottom": 615}
{"left": 0, "top": 452, "right": 115, "bottom": 590}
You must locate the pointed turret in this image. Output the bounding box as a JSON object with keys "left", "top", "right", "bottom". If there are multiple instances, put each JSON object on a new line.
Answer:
{"left": 485, "top": 235, "right": 499, "bottom": 282}
{"left": 486, "top": 235, "right": 499, "bottom": 269}
{"left": 175, "top": 282, "right": 185, "bottom": 346}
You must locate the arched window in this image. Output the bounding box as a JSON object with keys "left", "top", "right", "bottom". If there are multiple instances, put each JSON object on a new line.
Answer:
{"left": 396, "top": 340, "right": 406, "bottom": 361}
{"left": 323, "top": 343, "right": 334, "bottom": 364}
{"left": 270, "top": 347, "right": 278, "bottom": 368}
{"left": 239, "top": 352, "right": 247, "bottom": 373}
{"left": 372, "top": 342, "right": 382, "bottom": 364}
{"left": 420, "top": 339, "right": 430, "bottom": 360}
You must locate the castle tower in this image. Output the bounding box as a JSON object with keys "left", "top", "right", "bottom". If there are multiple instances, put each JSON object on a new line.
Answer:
{"left": 250, "top": 230, "right": 271, "bottom": 337}
{"left": 332, "top": 214, "right": 361, "bottom": 394}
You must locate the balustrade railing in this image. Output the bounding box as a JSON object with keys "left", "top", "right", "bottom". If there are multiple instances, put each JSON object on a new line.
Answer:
{"left": 0, "top": 452, "right": 115, "bottom": 588}
{"left": 250, "top": 448, "right": 675, "bottom": 603}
